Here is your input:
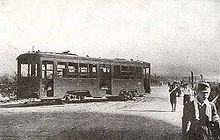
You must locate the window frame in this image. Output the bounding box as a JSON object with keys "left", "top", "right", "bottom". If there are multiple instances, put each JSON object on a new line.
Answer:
{"left": 42, "top": 61, "right": 54, "bottom": 79}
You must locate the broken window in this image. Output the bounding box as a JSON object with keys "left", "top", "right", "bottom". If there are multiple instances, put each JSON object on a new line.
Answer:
{"left": 21, "top": 64, "right": 30, "bottom": 77}
{"left": 68, "top": 63, "right": 78, "bottom": 73}
{"left": 113, "top": 65, "right": 120, "bottom": 78}
{"left": 144, "top": 67, "right": 150, "bottom": 79}
{"left": 33, "top": 64, "right": 38, "bottom": 77}
{"left": 121, "top": 66, "right": 129, "bottom": 79}
{"left": 79, "top": 63, "right": 88, "bottom": 78}
{"left": 89, "top": 64, "right": 97, "bottom": 78}
{"left": 57, "top": 62, "right": 66, "bottom": 77}
{"left": 100, "top": 64, "right": 111, "bottom": 73}
{"left": 67, "top": 63, "right": 78, "bottom": 78}
{"left": 20, "top": 63, "right": 38, "bottom": 77}
{"left": 42, "top": 61, "right": 54, "bottom": 79}
{"left": 129, "top": 66, "right": 135, "bottom": 79}
{"left": 136, "top": 67, "right": 143, "bottom": 79}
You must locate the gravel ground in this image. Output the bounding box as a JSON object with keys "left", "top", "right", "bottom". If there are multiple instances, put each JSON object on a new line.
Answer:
{"left": 0, "top": 86, "right": 183, "bottom": 140}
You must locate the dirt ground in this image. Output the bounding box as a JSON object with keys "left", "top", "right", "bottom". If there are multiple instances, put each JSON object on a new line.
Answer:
{"left": 0, "top": 86, "right": 183, "bottom": 140}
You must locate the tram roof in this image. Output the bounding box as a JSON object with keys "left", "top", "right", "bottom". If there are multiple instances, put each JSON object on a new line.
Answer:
{"left": 17, "top": 51, "right": 150, "bottom": 66}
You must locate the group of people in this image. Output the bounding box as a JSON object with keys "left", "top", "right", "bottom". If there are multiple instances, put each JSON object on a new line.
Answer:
{"left": 169, "top": 81, "right": 220, "bottom": 140}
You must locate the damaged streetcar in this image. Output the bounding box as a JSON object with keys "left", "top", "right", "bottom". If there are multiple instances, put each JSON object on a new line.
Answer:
{"left": 17, "top": 51, "right": 151, "bottom": 101}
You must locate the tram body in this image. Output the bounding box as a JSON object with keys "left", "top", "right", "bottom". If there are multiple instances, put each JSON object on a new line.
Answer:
{"left": 17, "top": 51, "right": 151, "bottom": 100}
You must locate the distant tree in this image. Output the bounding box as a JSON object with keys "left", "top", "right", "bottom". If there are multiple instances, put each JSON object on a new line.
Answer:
{"left": 0, "top": 72, "right": 17, "bottom": 97}
{"left": 11, "top": 72, "right": 17, "bottom": 83}
{"left": 1, "top": 73, "right": 16, "bottom": 84}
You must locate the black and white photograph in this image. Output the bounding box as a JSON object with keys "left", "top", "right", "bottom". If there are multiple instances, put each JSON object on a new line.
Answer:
{"left": 0, "top": 0, "right": 220, "bottom": 139}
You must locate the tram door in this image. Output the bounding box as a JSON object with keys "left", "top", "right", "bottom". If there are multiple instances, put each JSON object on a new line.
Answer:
{"left": 42, "top": 61, "right": 54, "bottom": 97}
{"left": 144, "top": 67, "right": 150, "bottom": 93}
{"left": 99, "top": 64, "right": 112, "bottom": 95}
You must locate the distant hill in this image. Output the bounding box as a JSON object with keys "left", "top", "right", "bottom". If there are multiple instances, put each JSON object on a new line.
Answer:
{"left": 152, "top": 64, "right": 200, "bottom": 78}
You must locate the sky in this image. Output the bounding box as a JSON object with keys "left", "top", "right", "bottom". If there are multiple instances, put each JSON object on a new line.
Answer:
{"left": 0, "top": 0, "right": 220, "bottom": 79}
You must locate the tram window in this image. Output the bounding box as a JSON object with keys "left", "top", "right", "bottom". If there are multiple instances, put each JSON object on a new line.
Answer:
{"left": 68, "top": 63, "right": 78, "bottom": 73}
{"left": 21, "top": 64, "right": 30, "bottom": 77}
{"left": 129, "top": 66, "right": 135, "bottom": 79}
{"left": 42, "top": 61, "right": 54, "bottom": 79}
{"left": 136, "top": 67, "right": 143, "bottom": 79}
{"left": 89, "top": 64, "right": 97, "bottom": 78}
{"left": 100, "top": 65, "right": 111, "bottom": 73}
{"left": 100, "top": 64, "right": 111, "bottom": 75}
{"left": 113, "top": 65, "right": 120, "bottom": 78}
{"left": 106, "top": 67, "right": 110, "bottom": 73}
{"left": 46, "top": 64, "right": 53, "bottom": 79}
{"left": 42, "top": 71, "right": 45, "bottom": 79}
{"left": 103, "top": 67, "right": 107, "bottom": 72}
{"left": 66, "top": 63, "right": 78, "bottom": 78}
{"left": 34, "top": 64, "right": 38, "bottom": 77}
{"left": 42, "top": 63, "right": 45, "bottom": 79}
{"left": 79, "top": 63, "right": 88, "bottom": 78}
{"left": 92, "top": 66, "right": 96, "bottom": 72}
{"left": 121, "top": 66, "right": 129, "bottom": 79}
{"left": 145, "top": 68, "right": 150, "bottom": 77}
{"left": 42, "top": 64, "right": 45, "bottom": 79}
{"left": 42, "top": 64, "right": 45, "bottom": 71}
{"left": 46, "top": 71, "right": 53, "bottom": 79}
{"left": 57, "top": 62, "right": 66, "bottom": 77}
{"left": 47, "top": 64, "right": 53, "bottom": 70}
{"left": 20, "top": 63, "right": 38, "bottom": 77}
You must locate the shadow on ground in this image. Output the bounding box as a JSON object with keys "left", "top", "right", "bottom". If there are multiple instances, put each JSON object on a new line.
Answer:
{"left": 0, "top": 98, "right": 127, "bottom": 108}
{"left": 123, "top": 109, "right": 171, "bottom": 112}
{"left": 47, "top": 112, "right": 182, "bottom": 140}
{"left": 0, "top": 111, "right": 182, "bottom": 140}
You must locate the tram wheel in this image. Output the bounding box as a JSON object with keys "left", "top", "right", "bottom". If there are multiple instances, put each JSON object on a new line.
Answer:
{"left": 65, "top": 96, "right": 70, "bottom": 103}
{"left": 78, "top": 96, "right": 85, "bottom": 101}
{"left": 128, "top": 91, "right": 134, "bottom": 100}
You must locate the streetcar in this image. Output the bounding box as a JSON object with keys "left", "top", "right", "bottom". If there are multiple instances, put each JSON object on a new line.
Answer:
{"left": 17, "top": 51, "right": 151, "bottom": 101}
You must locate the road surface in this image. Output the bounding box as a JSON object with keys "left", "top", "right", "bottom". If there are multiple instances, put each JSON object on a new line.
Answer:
{"left": 0, "top": 86, "right": 183, "bottom": 140}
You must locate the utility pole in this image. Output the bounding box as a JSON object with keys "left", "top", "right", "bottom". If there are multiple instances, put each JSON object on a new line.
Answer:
{"left": 191, "top": 71, "right": 194, "bottom": 88}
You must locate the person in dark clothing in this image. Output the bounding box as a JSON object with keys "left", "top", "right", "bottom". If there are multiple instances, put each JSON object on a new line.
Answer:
{"left": 182, "top": 82, "right": 220, "bottom": 140}
{"left": 169, "top": 83, "right": 179, "bottom": 112}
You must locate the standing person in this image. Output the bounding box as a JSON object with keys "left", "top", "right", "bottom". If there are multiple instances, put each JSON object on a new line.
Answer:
{"left": 169, "top": 82, "right": 179, "bottom": 112}
{"left": 183, "top": 83, "right": 193, "bottom": 105}
{"left": 182, "top": 82, "right": 220, "bottom": 140}
{"left": 168, "top": 81, "right": 173, "bottom": 92}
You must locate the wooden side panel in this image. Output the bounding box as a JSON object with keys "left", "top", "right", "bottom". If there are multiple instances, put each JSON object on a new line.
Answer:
{"left": 17, "top": 77, "right": 40, "bottom": 98}
{"left": 111, "top": 79, "right": 145, "bottom": 96}
{"left": 53, "top": 78, "right": 102, "bottom": 98}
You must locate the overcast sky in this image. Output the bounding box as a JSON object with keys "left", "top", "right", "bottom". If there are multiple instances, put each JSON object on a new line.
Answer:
{"left": 1, "top": 0, "right": 220, "bottom": 79}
